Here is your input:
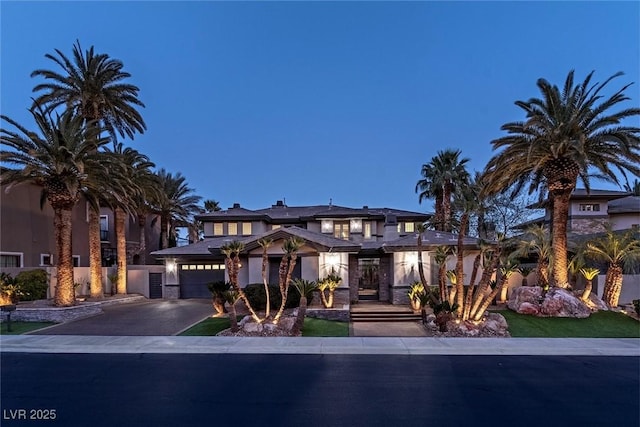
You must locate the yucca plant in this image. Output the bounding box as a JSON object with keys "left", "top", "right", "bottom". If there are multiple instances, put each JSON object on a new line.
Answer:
{"left": 222, "top": 290, "right": 241, "bottom": 332}
{"left": 317, "top": 273, "right": 342, "bottom": 308}
{"left": 407, "top": 282, "right": 426, "bottom": 312}
{"left": 517, "top": 266, "right": 534, "bottom": 287}
{"left": 579, "top": 268, "right": 600, "bottom": 301}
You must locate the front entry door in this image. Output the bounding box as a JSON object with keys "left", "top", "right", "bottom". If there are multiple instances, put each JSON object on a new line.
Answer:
{"left": 357, "top": 258, "right": 380, "bottom": 300}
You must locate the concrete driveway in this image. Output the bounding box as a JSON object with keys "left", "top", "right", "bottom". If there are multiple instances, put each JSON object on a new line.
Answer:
{"left": 31, "top": 299, "right": 213, "bottom": 336}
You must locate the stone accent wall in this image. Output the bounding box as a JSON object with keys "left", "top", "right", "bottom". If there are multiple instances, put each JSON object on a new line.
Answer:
{"left": 348, "top": 256, "right": 359, "bottom": 303}
{"left": 306, "top": 306, "right": 350, "bottom": 322}
{"left": 378, "top": 255, "right": 392, "bottom": 302}
{"left": 391, "top": 285, "right": 411, "bottom": 305}
{"left": 164, "top": 284, "right": 180, "bottom": 299}
{"left": 570, "top": 218, "right": 607, "bottom": 235}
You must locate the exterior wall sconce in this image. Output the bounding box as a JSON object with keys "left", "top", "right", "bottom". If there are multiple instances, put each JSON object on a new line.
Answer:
{"left": 166, "top": 260, "right": 177, "bottom": 274}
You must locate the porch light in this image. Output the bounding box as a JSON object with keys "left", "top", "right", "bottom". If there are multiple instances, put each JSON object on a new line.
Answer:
{"left": 406, "top": 252, "right": 418, "bottom": 268}
{"left": 166, "top": 260, "right": 177, "bottom": 274}
{"left": 326, "top": 253, "right": 340, "bottom": 269}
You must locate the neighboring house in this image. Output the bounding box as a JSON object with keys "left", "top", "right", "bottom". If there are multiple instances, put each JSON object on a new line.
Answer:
{"left": 0, "top": 182, "right": 161, "bottom": 269}
{"left": 517, "top": 189, "right": 636, "bottom": 234}
{"left": 151, "top": 201, "right": 484, "bottom": 304}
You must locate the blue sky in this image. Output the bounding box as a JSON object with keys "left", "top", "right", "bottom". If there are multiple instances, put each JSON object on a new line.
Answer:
{"left": 1, "top": 1, "right": 639, "bottom": 213}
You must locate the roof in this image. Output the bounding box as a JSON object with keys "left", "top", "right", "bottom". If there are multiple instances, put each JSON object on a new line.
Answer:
{"left": 381, "top": 230, "right": 482, "bottom": 252}
{"left": 196, "top": 201, "right": 430, "bottom": 223}
{"left": 608, "top": 196, "right": 640, "bottom": 214}
{"left": 150, "top": 238, "right": 232, "bottom": 258}
{"left": 527, "top": 188, "right": 630, "bottom": 209}
{"left": 240, "top": 226, "right": 361, "bottom": 252}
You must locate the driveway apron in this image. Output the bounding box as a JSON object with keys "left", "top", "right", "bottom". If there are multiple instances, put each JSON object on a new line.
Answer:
{"left": 30, "top": 299, "right": 212, "bottom": 336}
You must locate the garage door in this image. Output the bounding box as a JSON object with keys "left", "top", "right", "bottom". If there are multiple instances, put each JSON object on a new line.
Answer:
{"left": 179, "top": 263, "right": 226, "bottom": 299}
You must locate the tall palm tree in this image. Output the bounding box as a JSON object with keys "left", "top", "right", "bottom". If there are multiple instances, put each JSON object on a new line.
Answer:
{"left": 204, "top": 199, "right": 222, "bottom": 212}
{"left": 583, "top": 227, "right": 640, "bottom": 307}
{"left": 154, "top": 169, "right": 202, "bottom": 249}
{"left": 483, "top": 70, "right": 640, "bottom": 289}
{"left": 31, "top": 41, "right": 147, "bottom": 295}
{"left": 274, "top": 237, "right": 305, "bottom": 323}
{"left": 1, "top": 107, "right": 109, "bottom": 306}
{"left": 623, "top": 178, "right": 640, "bottom": 196}
{"left": 257, "top": 238, "right": 274, "bottom": 318}
{"left": 416, "top": 149, "right": 470, "bottom": 232}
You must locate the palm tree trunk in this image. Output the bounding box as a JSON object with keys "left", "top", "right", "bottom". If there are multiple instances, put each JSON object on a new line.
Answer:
{"left": 581, "top": 279, "right": 593, "bottom": 301}
{"left": 115, "top": 207, "right": 127, "bottom": 294}
{"left": 160, "top": 215, "right": 169, "bottom": 249}
{"left": 469, "top": 249, "right": 501, "bottom": 319}
{"left": 602, "top": 265, "right": 623, "bottom": 307}
{"left": 417, "top": 234, "right": 428, "bottom": 288}
{"left": 137, "top": 214, "right": 147, "bottom": 265}
{"left": 434, "top": 196, "right": 444, "bottom": 231}
{"left": 293, "top": 295, "right": 307, "bottom": 334}
{"left": 443, "top": 182, "right": 452, "bottom": 232}
{"left": 537, "top": 260, "right": 549, "bottom": 287}
{"left": 455, "top": 212, "right": 468, "bottom": 317}
{"left": 53, "top": 206, "right": 75, "bottom": 306}
{"left": 88, "top": 207, "right": 103, "bottom": 298}
{"left": 275, "top": 254, "right": 298, "bottom": 322}
{"left": 228, "top": 303, "right": 238, "bottom": 333}
{"left": 472, "top": 279, "right": 506, "bottom": 321}
{"left": 551, "top": 191, "right": 571, "bottom": 288}
{"left": 438, "top": 264, "right": 447, "bottom": 302}
{"left": 262, "top": 251, "right": 270, "bottom": 318}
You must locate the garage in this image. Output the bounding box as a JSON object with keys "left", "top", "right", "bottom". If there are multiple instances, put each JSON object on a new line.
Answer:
{"left": 178, "top": 263, "right": 226, "bottom": 299}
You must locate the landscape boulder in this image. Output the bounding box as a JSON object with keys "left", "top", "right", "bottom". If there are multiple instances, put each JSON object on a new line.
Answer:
{"left": 508, "top": 286, "right": 591, "bottom": 318}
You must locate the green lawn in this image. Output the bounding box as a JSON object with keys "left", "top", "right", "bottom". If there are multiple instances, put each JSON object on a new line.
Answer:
{"left": 0, "top": 321, "right": 55, "bottom": 335}
{"left": 179, "top": 316, "right": 348, "bottom": 337}
{"left": 495, "top": 310, "right": 640, "bottom": 338}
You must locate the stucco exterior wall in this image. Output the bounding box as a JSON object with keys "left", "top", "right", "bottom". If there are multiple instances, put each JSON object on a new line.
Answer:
{"left": 597, "top": 274, "right": 640, "bottom": 305}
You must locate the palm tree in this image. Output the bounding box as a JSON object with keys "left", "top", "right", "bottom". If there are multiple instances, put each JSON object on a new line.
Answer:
{"left": 1, "top": 107, "right": 109, "bottom": 306}
{"left": 257, "top": 238, "right": 274, "bottom": 318}
{"left": 579, "top": 267, "right": 600, "bottom": 301}
{"left": 154, "top": 169, "right": 202, "bottom": 249}
{"left": 433, "top": 246, "right": 453, "bottom": 302}
{"left": 583, "top": 228, "right": 640, "bottom": 307}
{"left": 220, "top": 241, "right": 261, "bottom": 322}
{"left": 204, "top": 199, "right": 222, "bottom": 212}
{"left": 291, "top": 279, "right": 318, "bottom": 334}
{"left": 514, "top": 225, "right": 553, "bottom": 288}
{"left": 517, "top": 266, "right": 534, "bottom": 287}
{"left": 222, "top": 290, "right": 241, "bottom": 333}
{"left": 415, "top": 223, "right": 429, "bottom": 288}
{"left": 274, "top": 237, "right": 305, "bottom": 322}
{"left": 623, "top": 178, "right": 640, "bottom": 195}
{"left": 31, "top": 41, "right": 147, "bottom": 295}
{"left": 416, "top": 149, "right": 470, "bottom": 232}
{"left": 483, "top": 70, "right": 640, "bottom": 289}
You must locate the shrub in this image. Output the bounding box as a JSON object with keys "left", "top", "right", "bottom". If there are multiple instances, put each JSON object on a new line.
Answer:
{"left": 633, "top": 299, "right": 640, "bottom": 316}
{"left": 15, "top": 269, "right": 49, "bottom": 301}
{"left": 243, "top": 283, "right": 302, "bottom": 310}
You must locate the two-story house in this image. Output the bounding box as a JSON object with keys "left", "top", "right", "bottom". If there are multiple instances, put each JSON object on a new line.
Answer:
{"left": 151, "top": 201, "right": 483, "bottom": 305}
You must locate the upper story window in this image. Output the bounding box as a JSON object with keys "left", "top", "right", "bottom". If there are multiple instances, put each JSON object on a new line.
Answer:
{"left": 579, "top": 203, "right": 600, "bottom": 212}
{"left": 364, "top": 222, "right": 372, "bottom": 239}
{"left": 213, "top": 223, "right": 224, "bottom": 236}
{"left": 334, "top": 222, "right": 349, "bottom": 240}
{"left": 0, "top": 253, "right": 23, "bottom": 268}
{"left": 242, "top": 222, "right": 252, "bottom": 235}
{"left": 350, "top": 219, "right": 362, "bottom": 233}
{"left": 100, "top": 215, "right": 109, "bottom": 241}
{"left": 228, "top": 223, "right": 238, "bottom": 235}
{"left": 321, "top": 220, "right": 333, "bottom": 233}
{"left": 272, "top": 225, "right": 281, "bottom": 230}
{"left": 404, "top": 222, "right": 415, "bottom": 233}
{"left": 40, "top": 253, "right": 53, "bottom": 266}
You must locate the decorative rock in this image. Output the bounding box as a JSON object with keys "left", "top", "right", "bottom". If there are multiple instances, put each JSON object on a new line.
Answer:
{"left": 508, "top": 286, "right": 591, "bottom": 318}
{"left": 243, "top": 322, "right": 263, "bottom": 333}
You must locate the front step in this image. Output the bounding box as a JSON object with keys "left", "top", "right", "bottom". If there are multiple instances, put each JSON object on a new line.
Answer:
{"left": 350, "top": 311, "right": 422, "bottom": 322}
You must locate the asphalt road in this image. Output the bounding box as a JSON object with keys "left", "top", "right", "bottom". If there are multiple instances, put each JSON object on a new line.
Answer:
{"left": 30, "top": 299, "right": 212, "bottom": 336}
{"left": 1, "top": 353, "right": 637, "bottom": 427}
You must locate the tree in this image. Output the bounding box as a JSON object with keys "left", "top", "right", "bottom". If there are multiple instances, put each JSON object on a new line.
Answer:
{"left": 154, "top": 169, "right": 202, "bottom": 249}
{"left": 483, "top": 70, "right": 640, "bottom": 289}
{"left": 220, "top": 241, "right": 261, "bottom": 323}
{"left": 416, "top": 149, "right": 470, "bottom": 232}
{"left": 579, "top": 268, "right": 600, "bottom": 301}
{"left": 257, "top": 238, "right": 274, "bottom": 318}
{"left": 222, "top": 290, "right": 241, "bottom": 333}
{"left": 291, "top": 279, "right": 318, "bottom": 334}
{"left": 583, "top": 228, "right": 640, "bottom": 307}
{"left": 204, "top": 199, "right": 221, "bottom": 212}
{"left": 623, "top": 178, "right": 640, "bottom": 196}
{"left": 274, "top": 237, "right": 305, "bottom": 322}
{"left": 1, "top": 107, "right": 109, "bottom": 306}
{"left": 514, "top": 225, "right": 553, "bottom": 288}
{"left": 31, "top": 41, "right": 147, "bottom": 295}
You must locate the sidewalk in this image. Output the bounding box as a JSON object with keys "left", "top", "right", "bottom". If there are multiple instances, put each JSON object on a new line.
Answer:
{"left": 1, "top": 335, "right": 638, "bottom": 356}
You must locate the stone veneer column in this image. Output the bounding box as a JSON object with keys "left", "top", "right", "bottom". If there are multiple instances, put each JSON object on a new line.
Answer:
{"left": 378, "top": 255, "right": 391, "bottom": 303}
{"left": 164, "top": 259, "right": 180, "bottom": 299}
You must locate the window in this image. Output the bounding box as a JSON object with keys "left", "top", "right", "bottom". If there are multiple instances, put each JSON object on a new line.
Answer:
{"left": 73, "top": 256, "right": 81, "bottom": 267}
{"left": 242, "top": 222, "right": 252, "bottom": 235}
{"left": 100, "top": 215, "right": 109, "bottom": 241}
{"left": 321, "top": 220, "right": 333, "bottom": 233}
{"left": 272, "top": 225, "right": 281, "bottom": 230}
{"left": 213, "top": 223, "right": 224, "bottom": 236}
{"left": 579, "top": 204, "right": 600, "bottom": 212}
{"left": 350, "top": 219, "right": 362, "bottom": 233}
{"left": 228, "top": 223, "right": 238, "bottom": 235}
{"left": 405, "top": 222, "right": 415, "bottom": 233}
{"left": 0, "top": 253, "right": 23, "bottom": 268}
{"left": 364, "top": 222, "right": 372, "bottom": 239}
{"left": 334, "top": 222, "right": 349, "bottom": 240}
{"left": 40, "top": 253, "right": 53, "bottom": 266}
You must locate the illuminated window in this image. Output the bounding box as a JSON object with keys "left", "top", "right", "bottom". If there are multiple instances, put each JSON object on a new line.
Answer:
{"left": 213, "top": 223, "right": 223, "bottom": 236}
{"left": 272, "top": 224, "right": 281, "bottom": 230}
{"left": 364, "top": 222, "right": 372, "bottom": 239}
{"left": 350, "top": 219, "right": 362, "bottom": 233}
{"left": 405, "top": 222, "right": 415, "bottom": 233}
{"left": 579, "top": 204, "right": 600, "bottom": 212}
{"left": 228, "top": 223, "right": 238, "bottom": 235}
{"left": 334, "top": 222, "right": 349, "bottom": 240}
{"left": 321, "top": 220, "right": 333, "bottom": 233}
{"left": 242, "top": 222, "right": 252, "bottom": 235}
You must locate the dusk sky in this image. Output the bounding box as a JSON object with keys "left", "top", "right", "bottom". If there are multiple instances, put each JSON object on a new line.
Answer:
{"left": 1, "top": 1, "right": 639, "bottom": 214}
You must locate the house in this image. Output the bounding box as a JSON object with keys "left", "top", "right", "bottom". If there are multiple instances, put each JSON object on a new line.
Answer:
{"left": 151, "top": 201, "right": 484, "bottom": 305}
{"left": 518, "top": 189, "right": 636, "bottom": 234}
{"left": 0, "top": 183, "right": 162, "bottom": 269}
